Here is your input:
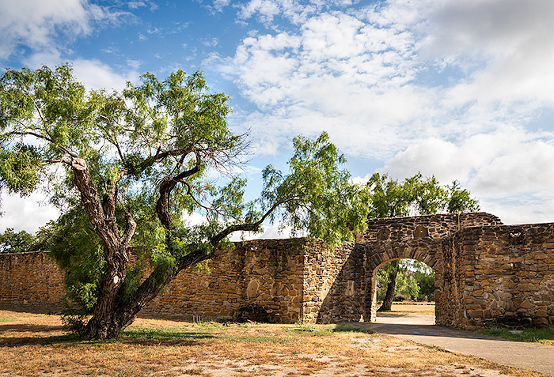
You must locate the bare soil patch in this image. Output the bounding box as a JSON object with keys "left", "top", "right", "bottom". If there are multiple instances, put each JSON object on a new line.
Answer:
{"left": 0, "top": 309, "right": 547, "bottom": 376}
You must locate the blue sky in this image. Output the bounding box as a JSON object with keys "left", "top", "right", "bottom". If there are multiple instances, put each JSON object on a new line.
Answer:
{"left": 2, "top": 0, "right": 554, "bottom": 236}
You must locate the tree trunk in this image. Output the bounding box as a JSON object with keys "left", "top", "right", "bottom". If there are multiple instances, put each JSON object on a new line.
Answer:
{"left": 82, "top": 247, "right": 213, "bottom": 339}
{"left": 82, "top": 270, "right": 170, "bottom": 340}
{"left": 378, "top": 267, "right": 398, "bottom": 312}
{"left": 71, "top": 158, "right": 138, "bottom": 340}
{"left": 82, "top": 243, "right": 130, "bottom": 339}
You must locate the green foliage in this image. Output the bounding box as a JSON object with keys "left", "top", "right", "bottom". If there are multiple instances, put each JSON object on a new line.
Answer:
{"left": 394, "top": 267, "right": 420, "bottom": 299}
{"left": 377, "top": 259, "right": 433, "bottom": 301}
{"left": 446, "top": 180, "right": 480, "bottom": 213}
{"left": 411, "top": 263, "right": 435, "bottom": 298}
{"left": 261, "top": 132, "right": 370, "bottom": 248}
{"left": 39, "top": 208, "right": 105, "bottom": 313}
{"left": 0, "top": 144, "right": 42, "bottom": 196}
{"left": 367, "top": 172, "right": 480, "bottom": 219}
{"left": 0, "top": 228, "right": 37, "bottom": 253}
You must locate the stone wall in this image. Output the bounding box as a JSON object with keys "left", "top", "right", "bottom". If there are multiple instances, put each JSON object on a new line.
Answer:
{"left": 306, "top": 242, "right": 365, "bottom": 323}
{"left": 0, "top": 212, "right": 552, "bottom": 330}
{"left": 0, "top": 240, "right": 309, "bottom": 323}
{"left": 0, "top": 251, "right": 64, "bottom": 311}
{"left": 454, "top": 223, "right": 554, "bottom": 329}
{"left": 361, "top": 212, "right": 504, "bottom": 325}
{"left": 142, "top": 239, "right": 307, "bottom": 323}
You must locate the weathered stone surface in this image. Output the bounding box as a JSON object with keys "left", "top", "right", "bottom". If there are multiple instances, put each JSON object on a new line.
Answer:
{"left": 1, "top": 212, "right": 553, "bottom": 329}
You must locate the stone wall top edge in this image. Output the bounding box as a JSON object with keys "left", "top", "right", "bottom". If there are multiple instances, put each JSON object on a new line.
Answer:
{"left": 0, "top": 250, "right": 51, "bottom": 259}
{"left": 230, "top": 237, "right": 308, "bottom": 246}
{"left": 365, "top": 212, "right": 502, "bottom": 225}
{"left": 455, "top": 222, "right": 554, "bottom": 237}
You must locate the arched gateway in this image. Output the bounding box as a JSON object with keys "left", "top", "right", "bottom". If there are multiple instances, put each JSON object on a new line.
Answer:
{"left": 360, "top": 212, "right": 501, "bottom": 326}
{"left": 312, "top": 212, "right": 554, "bottom": 329}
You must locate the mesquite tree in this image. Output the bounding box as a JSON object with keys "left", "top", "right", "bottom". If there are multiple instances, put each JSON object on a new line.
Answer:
{"left": 0, "top": 64, "right": 370, "bottom": 339}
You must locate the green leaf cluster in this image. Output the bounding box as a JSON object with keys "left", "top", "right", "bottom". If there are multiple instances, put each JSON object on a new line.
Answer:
{"left": 367, "top": 172, "right": 479, "bottom": 218}
{"left": 0, "top": 228, "right": 37, "bottom": 253}
{"left": 377, "top": 259, "right": 434, "bottom": 301}
{"left": 261, "top": 132, "right": 370, "bottom": 248}
{"left": 38, "top": 208, "right": 105, "bottom": 312}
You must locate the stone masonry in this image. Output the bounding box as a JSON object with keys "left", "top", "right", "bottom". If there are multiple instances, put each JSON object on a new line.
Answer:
{"left": 0, "top": 212, "right": 553, "bottom": 329}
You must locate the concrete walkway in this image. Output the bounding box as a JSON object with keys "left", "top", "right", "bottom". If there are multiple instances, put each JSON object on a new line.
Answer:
{"left": 354, "top": 314, "right": 554, "bottom": 376}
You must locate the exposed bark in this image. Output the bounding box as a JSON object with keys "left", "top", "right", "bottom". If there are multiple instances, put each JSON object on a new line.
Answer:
{"left": 75, "top": 152, "right": 287, "bottom": 339}
{"left": 71, "top": 156, "right": 138, "bottom": 340}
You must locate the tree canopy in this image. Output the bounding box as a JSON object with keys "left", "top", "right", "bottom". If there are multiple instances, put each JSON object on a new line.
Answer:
{"left": 367, "top": 172, "right": 479, "bottom": 219}
{"left": 0, "top": 64, "right": 370, "bottom": 339}
{"left": 0, "top": 228, "right": 37, "bottom": 253}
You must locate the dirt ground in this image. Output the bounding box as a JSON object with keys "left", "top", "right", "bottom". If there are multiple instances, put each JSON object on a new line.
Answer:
{"left": 0, "top": 308, "right": 547, "bottom": 377}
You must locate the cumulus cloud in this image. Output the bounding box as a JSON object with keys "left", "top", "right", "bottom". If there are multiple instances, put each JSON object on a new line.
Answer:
{"left": 379, "top": 126, "right": 554, "bottom": 224}
{"left": 0, "top": 0, "right": 131, "bottom": 62}
{"left": 71, "top": 59, "right": 140, "bottom": 91}
{"left": 382, "top": 127, "right": 554, "bottom": 196}
{"left": 423, "top": 0, "right": 554, "bottom": 111}
{"left": 219, "top": 0, "right": 554, "bottom": 159}
{"left": 216, "top": 6, "right": 439, "bottom": 157}
{"left": 0, "top": 192, "right": 59, "bottom": 234}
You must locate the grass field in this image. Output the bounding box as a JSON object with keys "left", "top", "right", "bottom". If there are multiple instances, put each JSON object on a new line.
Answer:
{"left": 379, "top": 302, "right": 436, "bottom": 316}
{"left": 0, "top": 308, "right": 546, "bottom": 377}
{"left": 477, "top": 327, "right": 554, "bottom": 346}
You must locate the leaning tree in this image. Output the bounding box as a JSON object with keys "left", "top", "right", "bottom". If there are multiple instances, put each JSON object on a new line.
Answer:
{"left": 0, "top": 64, "right": 370, "bottom": 339}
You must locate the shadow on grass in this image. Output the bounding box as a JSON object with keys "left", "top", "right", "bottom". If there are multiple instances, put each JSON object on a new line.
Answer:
{"left": 119, "top": 327, "right": 215, "bottom": 346}
{"left": 0, "top": 323, "right": 67, "bottom": 347}
{"left": 0, "top": 323, "right": 215, "bottom": 347}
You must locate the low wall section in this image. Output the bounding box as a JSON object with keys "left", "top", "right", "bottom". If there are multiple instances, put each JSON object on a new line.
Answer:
{"left": 454, "top": 223, "right": 554, "bottom": 329}
{"left": 142, "top": 239, "right": 307, "bottom": 323}
{"left": 0, "top": 251, "right": 64, "bottom": 311}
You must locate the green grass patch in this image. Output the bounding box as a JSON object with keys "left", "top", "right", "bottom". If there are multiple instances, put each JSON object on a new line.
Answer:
{"left": 477, "top": 327, "right": 554, "bottom": 345}
{"left": 332, "top": 323, "right": 374, "bottom": 334}
{"left": 287, "top": 323, "right": 374, "bottom": 336}
{"left": 121, "top": 327, "right": 214, "bottom": 342}
{"left": 0, "top": 318, "right": 18, "bottom": 323}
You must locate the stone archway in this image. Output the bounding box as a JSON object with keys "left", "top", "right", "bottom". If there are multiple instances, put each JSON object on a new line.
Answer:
{"left": 359, "top": 213, "right": 502, "bottom": 325}
{"left": 363, "top": 238, "right": 442, "bottom": 323}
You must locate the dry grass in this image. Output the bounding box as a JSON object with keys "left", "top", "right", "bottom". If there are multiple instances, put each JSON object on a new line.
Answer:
{"left": 379, "top": 302, "right": 436, "bottom": 316}
{"left": 0, "top": 309, "right": 547, "bottom": 377}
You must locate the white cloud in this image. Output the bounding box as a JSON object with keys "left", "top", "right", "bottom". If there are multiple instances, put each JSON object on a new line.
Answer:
{"left": 71, "top": 59, "right": 140, "bottom": 91}
{"left": 422, "top": 0, "right": 554, "bottom": 114}
{"left": 0, "top": 0, "right": 130, "bottom": 62}
{"left": 0, "top": 192, "right": 59, "bottom": 234}
{"left": 128, "top": 1, "right": 147, "bottom": 9}
{"left": 380, "top": 126, "right": 554, "bottom": 225}
{"left": 217, "top": 7, "right": 439, "bottom": 157}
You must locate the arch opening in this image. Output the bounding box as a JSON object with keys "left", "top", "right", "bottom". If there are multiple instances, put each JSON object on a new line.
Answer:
{"left": 367, "top": 258, "right": 437, "bottom": 324}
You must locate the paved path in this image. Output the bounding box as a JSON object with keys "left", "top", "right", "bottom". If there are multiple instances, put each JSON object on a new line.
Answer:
{"left": 353, "top": 314, "right": 554, "bottom": 376}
